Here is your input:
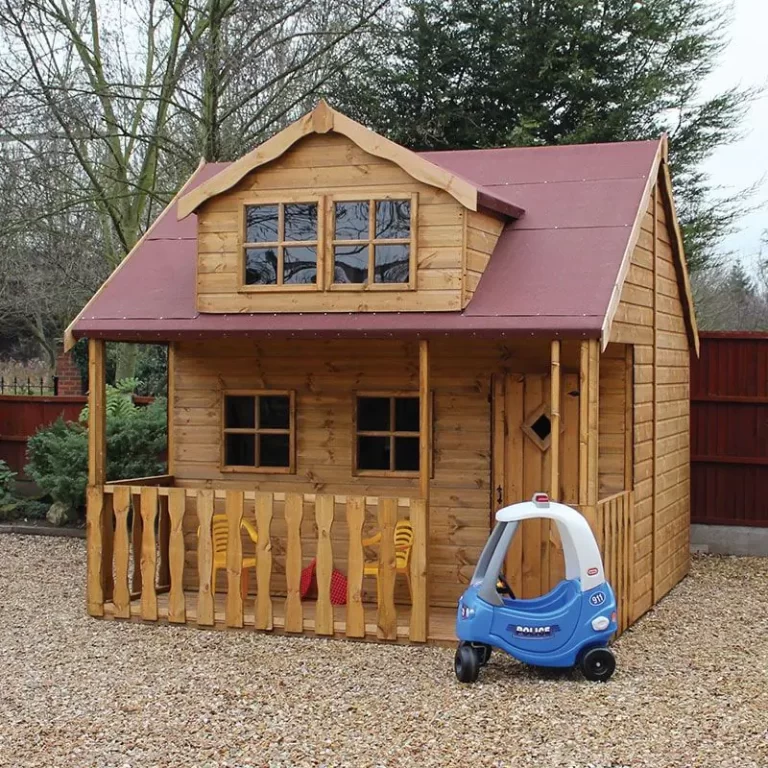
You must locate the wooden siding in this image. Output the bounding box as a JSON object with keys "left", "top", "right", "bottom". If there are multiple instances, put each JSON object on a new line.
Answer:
{"left": 463, "top": 209, "right": 505, "bottom": 306}
{"left": 171, "top": 338, "right": 581, "bottom": 607}
{"left": 196, "top": 133, "right": 468, "bottom": 313}
{"left": 609, "top": 177, "right": 691, "bottom": 620}
{"left": 598, "top": 344, "right": 629, "bottom": 498}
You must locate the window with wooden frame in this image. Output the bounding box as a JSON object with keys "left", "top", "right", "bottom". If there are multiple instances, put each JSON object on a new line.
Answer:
{"left": 329, "top": 195, "right": 417, "bottom": 289}
{"left": 354, "top": 393, "right": 421, "bottom": 476}
{"left": 241, "top": 201, "right": 320, "bottom": 289}
{"left": 221, "top": 391, "right": 295, "bottom": 472}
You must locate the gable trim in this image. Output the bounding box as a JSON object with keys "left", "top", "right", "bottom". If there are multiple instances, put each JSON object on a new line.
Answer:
{"left": 177, "top": 101, "right": 483, "bottom": 219}
{"left": 63, "top": 159, "right": 205, "bottom": 352}
{"left": 601, "top": 137, "right": 699, "bottom": 355}
{"left": 600, "top": 140, "right": 663, "bottom": 349}
{"left": 658, "top": 162, "right": 700, "bottom": 356}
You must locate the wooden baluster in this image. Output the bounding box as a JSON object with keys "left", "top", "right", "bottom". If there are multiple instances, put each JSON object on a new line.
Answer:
{"left": 377, "top": 498, "right": 397, "bottom": 641}
{"left": 197, "top": 489, "right": 215, "bottom": 626}
{"left": 167, "top": 488, "right": 186, "bottom": 624}
{"left": 621, "top": 495, "right": 627, "bottom": 628}
{"left": 112, "top": 486, "right": 131, "bottom": 618}
{"left": 255, "top": 492, "right": 273, "bottom": 631}
{"left": 409, "top": 498, "right": 428, "bottom": 642}
{"left": 345, "top": 496, "right": 365, "bottom": 639}
{"left": 140, "top": 487, "right": 158, "bottom": 620}
{"left": 624, "top": 491, "right": 635, "bottom": 629}
{"left": 85, "top": 486, "right": 105, "bottom": 616}
{"left": 314, "top": 494, "right": 334, "bottom": 636}
{"left": 610, "top": 500, "right": 617, "bottom": 592}
{"left": 225, "top": 491, "right": 244, "bottom": 628}
{"left": 284, "top": 493, "right": 303, "bottom": 633}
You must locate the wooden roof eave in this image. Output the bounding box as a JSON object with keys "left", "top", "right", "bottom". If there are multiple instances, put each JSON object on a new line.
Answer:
{"left": 176, "top": 101, "right": 484, "bottom": 219}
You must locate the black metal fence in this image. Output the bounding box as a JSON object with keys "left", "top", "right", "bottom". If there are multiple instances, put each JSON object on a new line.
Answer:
{"left": 0, "top": 376, "right": 59, "bottom": 396}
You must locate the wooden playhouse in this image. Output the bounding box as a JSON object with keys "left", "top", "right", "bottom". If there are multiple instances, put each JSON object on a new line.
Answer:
{"left": 67, "top": 102, "right": 698, "bottom": 644}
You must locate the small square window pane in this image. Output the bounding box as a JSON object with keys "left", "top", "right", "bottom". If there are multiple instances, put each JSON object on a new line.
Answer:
{"left": 376, "top": 200, "right": 410, "bottom": 239}
{"left": 357, "top": 397, "right": 391, "bottom": 431}
{"left": 358, "top": 436, "right": 390, "bottom": 470}
{"left": 394, "top": 437, "right": 420, "bottom": 471}
{"left": 259, "top": 395, "right": 290, "bottom": 429}
{"left": 333, "top": 244, "right": 368, "bottom": 284}
{"left": 284, "top": 203, "right": 318, "bottom": 242}
{"left": 225, "top": 396, "right": 255, "bottom": 429}
{"left": 245, "top": 204, "right": 278, "bottom": 242}
{"left": 259, "top": 434, "right": 290, "bottom": 467}
{"left": 374, "top": 244, "right": 409, "bottom": 284}
{"left": 225, "top": 433, "right": 256, "bottom": 466}
{"left": 394, "top": 397, "right": 419, "bottom": 432}
{"left": 283, "top": 247, "right": 317, "bottom": 284}
{"left": 335, "top": 201, "right": 369, "bottom": 240}
{"left": 245, "top": 248, "right": 278, "bottom": 285}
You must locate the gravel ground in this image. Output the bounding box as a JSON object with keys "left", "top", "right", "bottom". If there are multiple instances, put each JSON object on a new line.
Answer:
{"left": 0, "top": 535, "right": 766, "bottom": 768}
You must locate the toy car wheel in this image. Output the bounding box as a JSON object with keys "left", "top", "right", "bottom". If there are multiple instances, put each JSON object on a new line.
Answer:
{"left": 454, "top": 644, "right": 480, "bottom": 683}
{"left": 579, "top": 647, "right": 616, "bottom": 682}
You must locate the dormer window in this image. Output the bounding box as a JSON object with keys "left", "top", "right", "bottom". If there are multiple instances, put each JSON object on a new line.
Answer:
{"left": 238, "top": 194, "right": 417, "bottom": 293}
{"left": 331, "top": 196, "right": 415, "bottom": 288}
{"left": 242, "top": 201, "right": 319, "bottom": 287}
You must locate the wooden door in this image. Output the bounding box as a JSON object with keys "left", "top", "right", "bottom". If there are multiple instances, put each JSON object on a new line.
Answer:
{"left": 491, "top": 372, "right": 579, "bottom": 597}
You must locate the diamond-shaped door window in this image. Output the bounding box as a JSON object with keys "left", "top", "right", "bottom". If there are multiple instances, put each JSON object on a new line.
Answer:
{"left": 522, "top": 404, "right": 552, "bottom": 451}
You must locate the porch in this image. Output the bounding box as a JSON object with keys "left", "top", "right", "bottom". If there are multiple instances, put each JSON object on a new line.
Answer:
{"left": 87, "top": 479, "right": 448, "bottom": 643}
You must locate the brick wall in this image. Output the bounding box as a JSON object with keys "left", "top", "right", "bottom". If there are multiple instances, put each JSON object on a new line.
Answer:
{"left": 55, "top": 348, "right": 84, "bottom": 396}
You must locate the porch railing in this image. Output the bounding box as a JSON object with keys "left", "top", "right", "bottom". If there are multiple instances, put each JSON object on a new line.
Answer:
{"left": 86, "top": 480, "right": 429, "bottom": 642}
{"left": 594, "top": 490, "right": 634, "bottom": 635}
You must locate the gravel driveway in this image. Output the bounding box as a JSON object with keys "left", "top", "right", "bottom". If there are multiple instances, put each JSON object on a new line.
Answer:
{"left": 0, "top": 535, "right": 766, "bottom": 768}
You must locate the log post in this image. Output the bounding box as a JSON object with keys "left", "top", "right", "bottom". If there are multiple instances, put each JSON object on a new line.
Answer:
{"left": 550, "top": 340, "right": 561, "bottom": 500}
{"left": 417, "top": 339, "right": 431, "bottom": 640}
{"left": 86, "top": 339, "right": 107, "bottom": 616}
{"left": 578, "top": 339, "right": 600, "bottom": 535}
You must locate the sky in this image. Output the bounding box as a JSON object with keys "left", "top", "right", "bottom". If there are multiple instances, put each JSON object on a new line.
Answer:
{"left": 701, "top": 0, "right": 768, "bottom": 265}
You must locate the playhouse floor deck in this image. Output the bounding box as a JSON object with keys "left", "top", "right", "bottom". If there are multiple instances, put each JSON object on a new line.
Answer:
{"left": 102, "top": 591, "right": 459, "bottom": 645}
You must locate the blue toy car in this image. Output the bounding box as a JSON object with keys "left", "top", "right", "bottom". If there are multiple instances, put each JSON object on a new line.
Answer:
{"left": 455, "top": 493, "right": 617, "bottom": 683}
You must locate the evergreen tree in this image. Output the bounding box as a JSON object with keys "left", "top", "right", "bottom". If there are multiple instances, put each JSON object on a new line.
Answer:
{"left": 330, "top": 0, "right": 751, "bottom": 271}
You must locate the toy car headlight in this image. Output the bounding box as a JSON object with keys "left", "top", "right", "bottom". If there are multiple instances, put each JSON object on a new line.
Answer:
{"left": 591, "top": 616, "right": 610, "bottom": 631}
{"left": 460, "top": 604, "right": 475, "bottom": 620}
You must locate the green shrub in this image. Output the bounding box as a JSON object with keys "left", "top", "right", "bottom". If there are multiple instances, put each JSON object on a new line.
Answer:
{"left": 25, "top": 397, "right": 168, "bottom": 515}
{"left": 11, "top": 498, "right": 49, "bottom": 520}
{"left": 0, "top": 460, "right": 16, "bottom": 508}
{"left": 25, "top": 418, "right": 89, "bottom": 511}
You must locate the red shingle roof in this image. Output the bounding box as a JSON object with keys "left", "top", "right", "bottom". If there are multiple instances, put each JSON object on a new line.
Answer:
{"left": 71, "top": 140, "right": 661, "bottom": 342}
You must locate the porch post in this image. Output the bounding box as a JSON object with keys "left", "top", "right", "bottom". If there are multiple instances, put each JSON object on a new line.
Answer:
{"left": 409, "top": 339, "right": 430, "bottom": 642}
{"left": 550, "top": 340, "right": 561, "bottom": 500}
{"left": 86, "top": 339, "right": 107, "bottom": 616}
{"left": 419, "top": 339, "right": 430, "bottom": 502}
{"left": 578, "top": 339, "right": 600, "bottom": 535}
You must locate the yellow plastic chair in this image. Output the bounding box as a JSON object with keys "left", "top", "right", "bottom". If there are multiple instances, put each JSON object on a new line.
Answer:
{"left": 199, "top": 514, "right": 259, "bottom": 597}
{"left": 362, "top": 519, "right": 414, "bottom": 598}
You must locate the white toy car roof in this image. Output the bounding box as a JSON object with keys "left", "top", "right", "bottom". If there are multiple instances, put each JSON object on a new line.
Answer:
{"left": 495, "top": 495, "right": 605, "bottom": 592}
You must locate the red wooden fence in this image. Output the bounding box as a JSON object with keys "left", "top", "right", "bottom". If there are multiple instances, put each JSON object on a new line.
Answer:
{"left": 0, "top": 394, "right": 154, "bottom": 480}
{"left": 0, "top": 395, "right": 87, "bottom": 479}
{"left": 691, "top": 332, "right": 768, "bottom": 527}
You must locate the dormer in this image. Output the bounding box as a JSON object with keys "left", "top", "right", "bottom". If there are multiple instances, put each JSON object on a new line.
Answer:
{"left": 178, "top": 102, "right": 519, "bottom": 313}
